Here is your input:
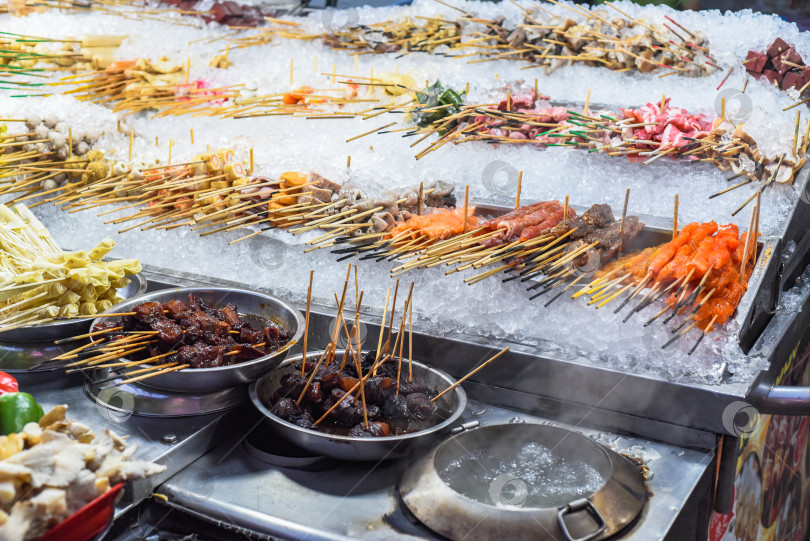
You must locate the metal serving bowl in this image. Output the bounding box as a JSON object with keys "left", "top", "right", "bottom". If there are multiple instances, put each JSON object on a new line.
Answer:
{"left": 249, "top": 352, "right": 467, "bottom": 461}
{"left": 400, "top": 423, "right": 647, "bottom": 541}
{"left": 0, "top": 273, "right": 147, "bottom": 343}
{"left": 91, "top": 287, "right": 304, "bottom": 393}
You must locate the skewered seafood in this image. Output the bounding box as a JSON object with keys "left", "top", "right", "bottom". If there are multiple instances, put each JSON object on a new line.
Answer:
{"left": 402, "top": 88, "right": 803, "bottom": 188}
{"left": 64, "top": 57, "right": 237, "bottom": 116}
{"left": 596, "top": 222, "right": 755, "bottom": 330}
{"left": 258, "top": 3, "right": 714, "bottom": 77}
{"left": 469, "top": 6, "right": 715, "bottom": 76}
{"left": 0, "top": 32, "right": 103, "bottom": 78}
{"left": 389, "top": 206, "right": 478, "bottom": 241}
{"left": 93, "top": 293, "right": 292, "bottom": 368}
{"left": 0, "top": 115, "right": 108, "bottom": 199}
{"left": 323, "top": 16, "right": 461, "bottom": 54}
{"left": 480, "top": 200, "right": 576, "bottom": 247}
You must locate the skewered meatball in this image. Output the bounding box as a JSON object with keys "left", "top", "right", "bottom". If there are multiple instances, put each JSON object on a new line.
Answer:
{"left": 348, "top": 421, "right": 390, "bottom": 438}
{"left": 398, "top": 377, "right": 428, "bottom": 395}
{"left": 406, "top": 393, "right": 436, "bottom": 422}
{"left": 382, "top": 394, "right": 409, "bottom": 419}
{"left": 271, "top": 397, "right": 305, "bottom": 420}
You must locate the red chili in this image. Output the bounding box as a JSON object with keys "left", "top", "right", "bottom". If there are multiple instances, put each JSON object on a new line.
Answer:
{"left": 0, "top": 372, "right": 19, "bottom": 394}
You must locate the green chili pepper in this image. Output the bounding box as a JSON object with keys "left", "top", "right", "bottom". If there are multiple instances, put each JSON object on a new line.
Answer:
{"left": 0, "top": 392, "right": 43, "bottom": 435}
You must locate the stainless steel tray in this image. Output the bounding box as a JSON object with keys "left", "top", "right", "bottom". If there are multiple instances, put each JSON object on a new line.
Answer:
{"left": 155, "top": 399, "right": 712, "bottom": 541}
{"left": 91, "top": 287, "right": 305, "bottom": 393}
{"left": 133, "top": 264, "right": 809, "bottom": 439}
{"left": 473, "top": 203, "right": 779, "bottom": 354}
{"left": 84, "top": 373, "right": 248, "bottom": 417}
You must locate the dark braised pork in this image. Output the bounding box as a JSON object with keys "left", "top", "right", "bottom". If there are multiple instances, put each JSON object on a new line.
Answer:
{"left": 96, "top": 293, "right": 292, "bottom": 369}
{"left": 348, "top": 421, "right": 390, "bottom": 438}
{"left": 266, "top": 358, "right": 449, "bottom": 439}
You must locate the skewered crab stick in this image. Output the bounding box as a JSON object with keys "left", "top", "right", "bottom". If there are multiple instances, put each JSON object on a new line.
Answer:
{"left": 389, "top": 206, "right": 478, "bottom": 241}
{"left": 597, "top": 222, "right": 755, "bottom": 330}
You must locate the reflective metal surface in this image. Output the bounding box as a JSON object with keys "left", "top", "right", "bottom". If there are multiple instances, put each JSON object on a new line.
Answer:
{"left": 157, "top": 401, "right": 713, "bottom": 541}
{"left": 84, "top": 373, "right": 248, "bottom": 417}
{"left": 134, "top": 264, "right": 801, "bottom": 437}
{"left": 250, "top": 353, "right": 467, "bottom": 461}
{"left": 400, "top": 424, "right": 646, "bottom": 541}
{"left": 778, "top": 159, "right": 810, "bottom": 290}
{"left": 0, "top": 272, "right": 147, "bottom": 343}
{"left": 91, "top": 287, "right": 304, "bottom": 393}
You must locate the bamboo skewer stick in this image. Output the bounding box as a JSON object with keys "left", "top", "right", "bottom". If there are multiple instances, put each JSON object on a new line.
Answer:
{"left": 51, "top": 339, "right": 106, "bottom": 361}
{"left": 394, "top": 284, "right": 414, "bottom": 396}
{"left": 462, "top": 185, "right": 469, "bottom": 233}
{"left": 408, "top": 296, "right": 414, "bottom": 382}
{"left": 301, "top": 270, "right": 314, "bottom": 376}
{"left": 431, "top": 346, "right": 509, "bottom": 402}
{"left": 383, "top": 279, "right": 400, "bottom": 360}
{"left": 688, "top": 314, "right": 719, "bottom": 355}
{"left": 740, "top": 205, "right": 756, "bottom": 284}
{"left": 104, "top": 364, "right": 190, "bottom": 388}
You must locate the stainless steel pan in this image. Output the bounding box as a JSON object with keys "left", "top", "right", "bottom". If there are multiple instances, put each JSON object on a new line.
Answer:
{"left": 92, "top": 287, "right": 303, "bottom": 393}
{"left": 250, "top": 352, "right": 467, "bottom": 461}
{"left": 400, "top": 423, "right": 647, "bottom": 541}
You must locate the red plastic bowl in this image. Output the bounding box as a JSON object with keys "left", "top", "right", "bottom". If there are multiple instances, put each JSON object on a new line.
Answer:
{"left": 37, "top": 483, "right": 124, "bottom": 541}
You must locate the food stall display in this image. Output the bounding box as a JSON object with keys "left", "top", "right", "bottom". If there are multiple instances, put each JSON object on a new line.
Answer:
{"left": 0, "top": 0, "right": 810, "bottom": 540}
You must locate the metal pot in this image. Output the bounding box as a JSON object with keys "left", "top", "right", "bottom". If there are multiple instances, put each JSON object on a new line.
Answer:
{"left": 400, "top": 423, "right": 647, "bottom": 541}
{"left": 249, "top": 352, "right": 467, "bottom": 461}
{"left": 1, "top": 273, "right": 147, "bottom": 343}
{"left": 91, "top": 287, "right": 304, "bottom": 393}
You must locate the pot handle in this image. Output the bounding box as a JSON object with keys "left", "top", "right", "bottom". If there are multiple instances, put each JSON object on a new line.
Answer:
{"left": 747, "top": 380, "right": 810, "bottom": 415}
{"left": 449, "top": 421, "right": 480, "bottom": 434}
{"left": 557, "top": 499, "right": 607, "bottom": 541}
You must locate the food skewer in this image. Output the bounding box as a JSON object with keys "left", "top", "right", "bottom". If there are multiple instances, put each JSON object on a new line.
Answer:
{"left": 431, "top": 346, "right": 509, "bottom": 402}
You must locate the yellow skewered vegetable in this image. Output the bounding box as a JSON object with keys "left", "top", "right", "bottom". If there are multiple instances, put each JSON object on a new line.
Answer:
{"left": 0, "top": 203, "right": 142, "bottom": 331}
